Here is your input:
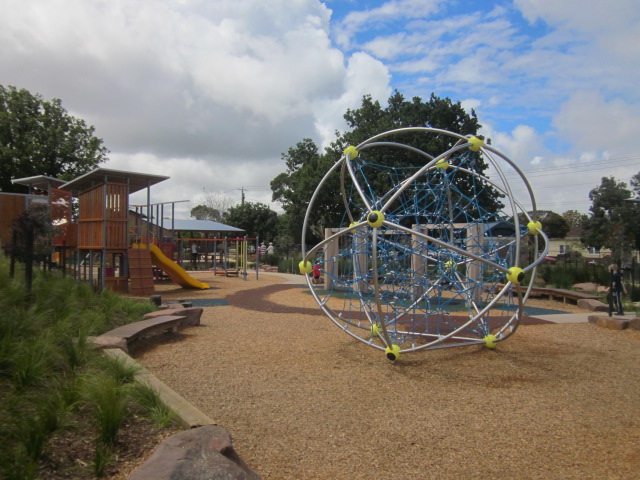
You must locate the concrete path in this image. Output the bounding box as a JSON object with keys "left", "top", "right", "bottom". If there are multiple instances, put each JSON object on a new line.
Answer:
{"left": 533, "top": 312, "right": 638, "bottom": 324}
{"left": 262, "top": 272, "right": 639, "bottom": 325}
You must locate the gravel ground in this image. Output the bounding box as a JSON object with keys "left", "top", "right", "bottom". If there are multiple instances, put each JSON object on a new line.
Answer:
{"left": 131, "top": 272, "right": 640, "bottom": 480}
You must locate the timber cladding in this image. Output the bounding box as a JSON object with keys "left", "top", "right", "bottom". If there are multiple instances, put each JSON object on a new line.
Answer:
{"left": 78, "top": 182, "right": 129, "bottom": 249}
{"left": 0, "top": 193, "right": 28, "bottom": 250}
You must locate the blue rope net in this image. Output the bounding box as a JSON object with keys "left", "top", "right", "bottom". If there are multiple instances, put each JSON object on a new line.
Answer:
{"left": 302, "top": 128, "right": 548, "bottom": 359}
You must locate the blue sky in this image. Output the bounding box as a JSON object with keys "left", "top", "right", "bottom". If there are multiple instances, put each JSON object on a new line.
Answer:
{"left": 1, "top": 0, "right": 638, "bottom": 217}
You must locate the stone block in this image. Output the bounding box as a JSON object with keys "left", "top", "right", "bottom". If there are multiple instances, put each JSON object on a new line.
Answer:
{"left": 177, "top": 307, "right": 204, "bottom": 326}
{"left": 92, "top": 335, "right": 128, "bottom": 353}
{"left": 130, "top": 425, "right": 260, "bottom": 480}
{"left": 144, "top": 306, "right": 203, "bottom": 326}
{"left": 144, "top": 308, "right": 186, "bottom": 320}
{"left": 577, "top": 299, "right": 608, "bottom": 312}
{"left": 589, "top": 315, "right": 628, "bottom": 330}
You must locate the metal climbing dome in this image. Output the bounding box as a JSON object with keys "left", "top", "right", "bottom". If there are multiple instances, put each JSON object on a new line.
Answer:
{"left": 299, "top": 127, "right": 549, "bottom": 360}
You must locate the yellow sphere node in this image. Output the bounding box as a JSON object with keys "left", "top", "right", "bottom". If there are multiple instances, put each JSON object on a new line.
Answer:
{"left": 343, "top": 146, "right": 359, "bottom": 160}
{"left": 527, "top": 221, "right": 542, "bottom": 235}
{"left": 506, "top": 266, "right": 524, "bottom": 284}
{"left": 370, "top": 324, "right": 381, "bottom": 337}
{"left": 445, "top": 260, "right": 456, "bottom": 270}
{"left": 349, "top": 221, "right": 359, "bottom": 228}
{"left": 385, "top": 344, "right": 401, "bottom": 361}
{"left": 435, "top": 158, "right": 449, "bottom": 170}
{"left": 484, "top": 334, "right": 497, "bottom": 349}
{"left": 298, "top": 260, "right": 313, "bottom": 275}
{"left": 367, "top": 211, "right": 385, "bottom": 228}
{"left": 468, "top": 136, "right": 485, "bottom": 152}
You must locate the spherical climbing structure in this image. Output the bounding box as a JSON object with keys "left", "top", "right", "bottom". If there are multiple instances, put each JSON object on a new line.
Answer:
{"left": 300, "top": 127, "right": 549, "bottom": 360}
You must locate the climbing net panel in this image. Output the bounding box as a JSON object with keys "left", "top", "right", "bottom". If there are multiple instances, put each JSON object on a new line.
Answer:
{"left": 300, "top": 128, "right": 549, "bottom": 361}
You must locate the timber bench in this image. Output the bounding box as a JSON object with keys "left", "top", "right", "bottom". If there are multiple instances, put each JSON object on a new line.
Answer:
{"left": 93, "top": 315, "right": 185, "bottom": 353}
{"left": 525, "top": 287, "right": 599, "bottom": 305}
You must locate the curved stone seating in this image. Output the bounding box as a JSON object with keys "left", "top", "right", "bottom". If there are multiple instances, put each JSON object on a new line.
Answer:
{"left": 93, "top": 315, "right": 185, "bottom": 353}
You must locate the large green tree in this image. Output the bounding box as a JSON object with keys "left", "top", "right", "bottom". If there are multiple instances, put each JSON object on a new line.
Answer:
{"left": 190, "top": 204, "right": 222, "bottom": 221}
{"left": 222, "top": 202, "right": 278, "bottom": 243}
{"left": 539, "top": 210, "right": 570, "bottom": 239}
{"left": 0, "top": 85, "right": 108, "bottom": 192}
{"left": 581, "top": 175, "right": 640, "bottom": 264}
{"left": 271, "top": 91, "right": 502, "bottom": 244}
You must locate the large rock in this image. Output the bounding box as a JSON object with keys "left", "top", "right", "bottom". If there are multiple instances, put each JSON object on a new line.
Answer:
{"left": 573, "top": 282, "right": 598, "bottom": 292}
{"left": 577, "top": 298, "right": 608, "bottom": 312}
{"left": 588, "top": 315, "right": 628, "bottom": 330}
{"left": 130, "top": 425, "right": 260, "bottom": 480}
{"left": 628, "top": 318, "right": 640, "bottom": 330}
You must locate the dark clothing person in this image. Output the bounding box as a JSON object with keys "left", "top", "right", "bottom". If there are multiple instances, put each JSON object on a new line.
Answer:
{"left": 607, "top": 264, "right": 627, "bottom": 315}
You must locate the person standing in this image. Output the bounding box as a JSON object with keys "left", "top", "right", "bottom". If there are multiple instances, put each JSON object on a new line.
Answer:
{"left": 267, "top": 242, "right": 274, "bottom": 255}
{"left": 191, "top": 242, "right": 198, "bottom": 269}
{"left": 607, "top": 264, "right": 627, "bottom": 315}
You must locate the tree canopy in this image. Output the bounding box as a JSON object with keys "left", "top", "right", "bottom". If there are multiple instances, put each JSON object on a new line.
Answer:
{"left": 271, "top": 91, "right": 502, "bottom": 244}
{"left": 222, "top": 202, "right": 278, "bottom": 242}
{"left": 190, "top": 204, "right": 222, "bottom": 222}
{"left": 581, "top": 174, "right": 640, "bottom": 265}
{"left": 0, "top": 85, "right": 109, "bottom": 193}
{"left": 539, "top": 210, "right": 570, "bottom": 239}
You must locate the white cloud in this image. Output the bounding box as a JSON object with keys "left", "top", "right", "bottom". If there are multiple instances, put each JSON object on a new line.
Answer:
{"left": 0, "top": 0, "right": 393, "bottom": 218}
{"left": 313, "top": 52, "right": 392, "bottom": 148}
{"left": 333, "top": 0, "right": 444, "bottom": 50}
{"left": 552, "top": 91, "right": 640, "bottom": 153}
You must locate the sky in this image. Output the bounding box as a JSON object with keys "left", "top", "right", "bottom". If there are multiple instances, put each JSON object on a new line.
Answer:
{"left": 1, "top": 0, "right": 639, "bottom": 220}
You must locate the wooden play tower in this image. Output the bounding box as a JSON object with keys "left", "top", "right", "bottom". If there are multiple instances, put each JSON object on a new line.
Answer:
{"left": 49, "top": 168, "right": 169, "bottom": 293}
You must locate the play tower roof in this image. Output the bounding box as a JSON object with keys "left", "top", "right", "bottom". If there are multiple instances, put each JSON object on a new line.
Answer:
{"left": 60, "top": 167, "right": 169, "bottom": 195}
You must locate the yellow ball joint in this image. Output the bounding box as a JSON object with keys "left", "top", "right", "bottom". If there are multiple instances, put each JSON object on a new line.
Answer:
{"left": 343, "top": 146, "right": 359, "bottom": 160}
{"left": 298, "top": 260, "right": 313, "bottom": 275}
{"left": 527, "top": 221, "right": 542, "bottom": 235}
{"left": 370, "top": 324, "right": 381, "bottom": 337}
{"left": 506, "top": 266, "right": 524, "bottom": 284}
{"left": 483, "top": 334, "right": 497, "bottom": 349}
{"left": 385, "top": 344, "right": 401, "bottom": 361}
{"left": 468, "top": 136, "right": 485, "bottom": 152}
{"left": 367, "top": 211, "right": 384, "bottom": 228}
{"left": 435, "top": 158, "right": 449, "bottom": 170}
{"left": 445, "top": 260, "right": 456, "bottom": 271}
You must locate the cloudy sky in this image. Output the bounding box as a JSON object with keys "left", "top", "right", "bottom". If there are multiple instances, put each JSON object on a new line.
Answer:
{"left": 1, "top": 0, "right": 639, "bottom": 219}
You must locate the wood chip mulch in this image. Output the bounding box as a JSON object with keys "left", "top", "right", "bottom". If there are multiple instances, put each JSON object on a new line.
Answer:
{"left": 130, "top": 273, "right": 640, "bottom": 480}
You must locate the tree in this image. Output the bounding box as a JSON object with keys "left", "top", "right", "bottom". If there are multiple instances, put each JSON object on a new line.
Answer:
{"left": 538, "top": 211, "right": 570, "bottom": 239}
{"left": 0, "top": 85, "right": 108, "bottom": 192}
{"left": 190, "top": 204, "right": 221, "bottom": 221}
{"left": 581, "top": 176, "right": 639, "bottom": 265}
{"left": 270, "top": 138, "right": 337, "bottom": 242}
{"left": 630, "top": 172, "right": 640, "bottom": 195}
{"left": 271, "top": 91, "right": 502, "bottom": 244}
{"left": 222, "top": 202, "right": 278, "bottom": 242}
{"left": 193, "top": 188, "right": 234, "bottom": 221}
{"left": 562, "top": 209, "right": 588, "bottom": 230}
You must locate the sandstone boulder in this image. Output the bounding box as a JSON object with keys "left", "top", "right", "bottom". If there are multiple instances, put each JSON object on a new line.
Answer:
{"left": 130, "top": 425, "right": 260, "bottom": 480}
{"left": 577, "top": 299, "right": 608, "bottom": 312}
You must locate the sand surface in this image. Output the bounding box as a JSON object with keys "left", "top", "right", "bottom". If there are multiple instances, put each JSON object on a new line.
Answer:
{"left": 131, "top": 272, "right": 640, "bottom": 479}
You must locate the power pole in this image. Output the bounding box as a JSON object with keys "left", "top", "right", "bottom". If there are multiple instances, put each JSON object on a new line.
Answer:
{"left": 239, "top": 187, "right": 246, "bottom": 205}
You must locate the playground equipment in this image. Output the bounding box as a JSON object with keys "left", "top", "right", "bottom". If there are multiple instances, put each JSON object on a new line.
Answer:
{"left": 6, "top": 169, "right": 236, "bottom": 294}
{"left": 299, "top": 128, "right": 549, "bottom": 361}
{"left": 146, "top": 243, "right": 209, "bottom": 289}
